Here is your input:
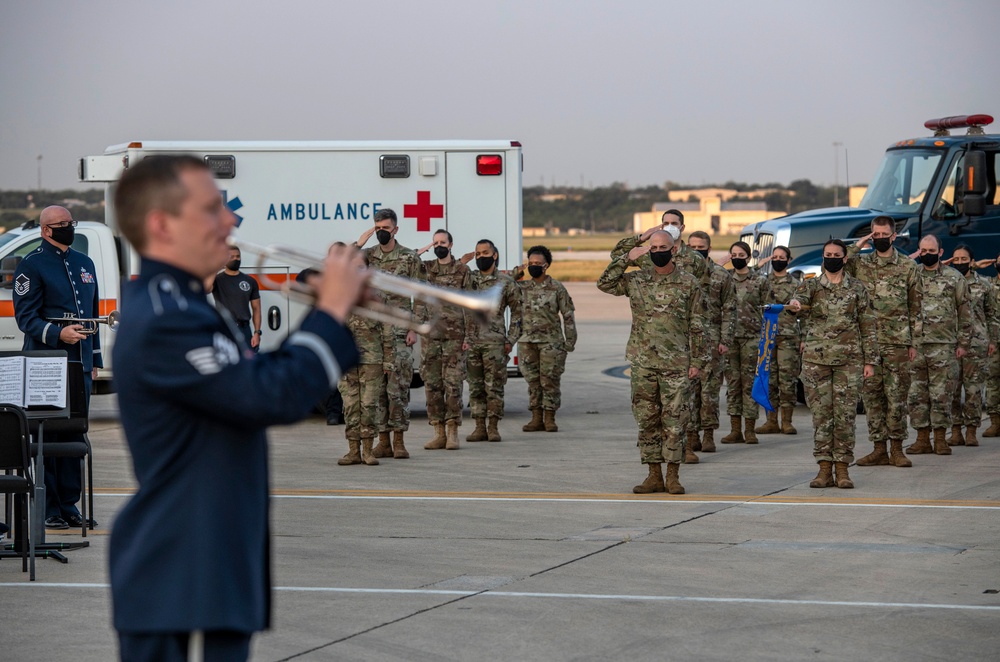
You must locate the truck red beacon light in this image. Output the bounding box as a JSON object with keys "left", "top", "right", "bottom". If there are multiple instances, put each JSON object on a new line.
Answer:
{"left": 924, "top": 114, "right": 993, "bottom": 135}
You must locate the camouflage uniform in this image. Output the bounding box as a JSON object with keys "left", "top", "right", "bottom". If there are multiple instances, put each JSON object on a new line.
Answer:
{"left": 339, "top": 310, "right": 393, "bottom": 441}
{"left": 466, "top": 269, "right": 522, "bottom": 420}
{"left": 844, "top": 245, "right": 920, "bottom": 445}
{"left": 985, "top": 275, "right": 1000, "bottom": 423}
{"left": 610, "top": 235, "right": 707, "bottom": 280}
{"left": 909, "top": 266, "right": 971, "bottom": 430}
{"left": 763, "top": 272, "right": 802, "bottom": 409}
{"left": 518, "top": 275, "right": 577, "bottom": 412}
{"left": 420, "top": 257, "right": 474, "bottom": 425}
{"left": 726, "top": 271, "right": 772, "bottom": 419}
{"left": 598, "top": 255, "right": 707, "bottom": 464}
{"left": 364, "top": 242, "right": 425, "bottom": 432}
{"left": 951, "top": 270, "right": 998, "bottom": 426}
{"left": 793, "top": 273, "right": 878, "bottom": 463}
{"left": 688, "top": 260, "right": 735, "bottom": 432}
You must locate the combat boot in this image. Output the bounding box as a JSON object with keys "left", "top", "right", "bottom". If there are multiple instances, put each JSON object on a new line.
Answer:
{"left": 424, "top": 423, "right": 447, "bottom": 450}
{"left": 809, "top": 461, "right": 834, "bottom": 488}
{"left": 372, "top": 431, "right": 393, "bottom": 458}
{"left": 780, "top": 406, "right": 797, "bottom": 434}
{"left": 983, "top": 414, "right": 1000, "bottom": 437}
{"left": 543, "top": 409, "right": 558, "bottom": 432}
{"left": 744, "top": 418, "right": 759, "bottom": 444}
{"left": 856, "top": 441, "right": 890, "bottom": 466}
{"left": 721, "top": 416, "right": 744, "bottom": 443}
{"left": 487, "top": 416, "right": 502, "bottom": 442}
{"left": 687, "top": 429, "right": 702, "bottom": 452}
{"left": 948, "top": 424, "right": 964, "bottom": 446}
{"left": 701, "top": 429, "right": 716, "bottom": 453}
{"left": 467, "top": 418, "right": 487, "bottom": 442}
{"left": 889, "top": 440, "right": 912, "bottom": 467}
{"left": 755, "top": 410, "right": 780, "bottom": 434}
{"left": 445, "top": 420, "right": 460, "bottom": 450}
{"left": 684, "top": 445, "right": 699, "bottom": 464}
{"left": 933, "top": 428, "right": 952, "bottom": 455}
{"left": 665, "top": 462, "right": 685, "bottom": 495}
{"left": 965, "top": 425, "right": 979, "bottom": 447}
{"left": 907, "top": 428, "right": 932, "bottom": 454}
{"left": 522, "top": 409, "right": 544, "bottom": 432}
{"left": 392, "top": 430, "right": 410, "bottom": 459}
{"left": 337, "top": 439, "right": 362, "bottom": 466}
{"left": 360, "top": 437, "right": 379, "bottom": 466}
{"left": 834, "top": 462, "right": 854, "bottom": 489}
{"left": 633, "top": 463, "right": 665, "bottom": 494}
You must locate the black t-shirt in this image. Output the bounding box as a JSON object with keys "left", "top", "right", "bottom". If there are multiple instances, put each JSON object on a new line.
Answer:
{"left": 212, "top": 271, "right": 260, "bottom": 323}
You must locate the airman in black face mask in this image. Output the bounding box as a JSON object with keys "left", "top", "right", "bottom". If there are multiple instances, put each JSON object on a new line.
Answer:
{"left": 209, "top": 246, "right": 262, "bottom": 352}
{"left": 984, "top": 251, "right": 1000, "bottom": 437}
{"left": 756, "top": 246, "right": 802, "bottom": 438}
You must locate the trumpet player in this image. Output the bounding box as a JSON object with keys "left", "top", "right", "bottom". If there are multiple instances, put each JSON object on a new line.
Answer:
{"left": 13, "top": 205, "right": 103, "bottom": 530}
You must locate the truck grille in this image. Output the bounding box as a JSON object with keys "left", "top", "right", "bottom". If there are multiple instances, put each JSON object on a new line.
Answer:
{"left": 740, "top": 231, "right": 774, "bottom": 267}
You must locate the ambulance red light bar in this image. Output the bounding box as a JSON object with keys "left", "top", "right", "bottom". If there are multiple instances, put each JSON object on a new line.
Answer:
{"left": 924, "top": 114, "right": 993, "bottom": 131}
{"left": 477, "top": 154, "right": 503, "bottom": 176}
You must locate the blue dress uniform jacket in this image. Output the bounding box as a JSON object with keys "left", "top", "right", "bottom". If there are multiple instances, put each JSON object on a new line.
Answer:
{"left": 13, "top": 240, "right": 103, "bottom": 371}
{"left": 109, "top": 259, "right": 358, "bottom": 634}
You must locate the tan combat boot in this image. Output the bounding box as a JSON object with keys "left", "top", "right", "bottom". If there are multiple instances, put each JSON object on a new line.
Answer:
{"left": 701, "top": 429, "right": 716, "bottom": 453}
{"left": 337, "top": 439, "right": 362, "bottom": 466}
{"left": 543, "top": 410, "right": 558, "bottom": 432}
{"left": 933, "top": 428, "right": 952, "bottom": 455}
{"left": 948, "top": 424, "right": 965, "bottom": 446}
{"left": 810, "top": 461, "right": 834, "bottom": 488}
{"left": 907, "top": 428, "right": 932, "bottom": 454}
{"left": 780, "top": 406, "right": 797, "bottom": 434}
{"left": 983, "top": 414, "right": 1000, "bottom": 437}
{"left": 392, "top": 430, "right": 410, "bottom": 459}
{"left": 665, "top": 462, "right": 685, "bottom": 495}
{"left": 889, "top": 440, "right": 912, "bottom": 467}
{"left": 721, "top": 416, "right": 744, "bottom": 443}
{"left": 633, "top": 463, "right": 665, "bottom": 494}
{"left": 856, "top": 441, "right": 890, "bottom": 466}
{"left": 744, "top": 418, "right": 759, "bottom": 444}
{"left": 687, "top": 429, "right": 702, "bottom": 452}
{"left": 445, "top": 420, "right": 460, "bottom": 450}
{"left": 424, "top": 423, "right": 447, "bottom": 450}
{"left": 965, "top": 425, "right": 979, "bottom": 447}
{"left": 834, "top": 462, "right": 854, "bottom": 489}
{"left": 360, "top": 437, "right": 379, "bottom": 466}
{"left": 372, "top": 431, "right": 393, "bottom": 458}
{"left": 487, "top": 416, "right": 502, "bottom": 442}
{"left": 684, "top": 445, "right": 699, "bottom": 464}
{"left": 522, "top": 409, "right": 544, "bottom": 432}
{"left": 755, "top": 410, "right": 780, "bottom": 434}
{"left": 467, "top": 418, "right": 487, "bottom": 442}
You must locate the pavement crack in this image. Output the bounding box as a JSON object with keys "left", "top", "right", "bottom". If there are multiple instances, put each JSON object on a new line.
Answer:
{"left": 528, "top": 541, "right": 627, "bottom": 578}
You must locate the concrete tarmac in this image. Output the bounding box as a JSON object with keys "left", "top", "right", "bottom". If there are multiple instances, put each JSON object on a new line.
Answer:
{"left": 3, "top": 282, "right": 999, "bottom": 661}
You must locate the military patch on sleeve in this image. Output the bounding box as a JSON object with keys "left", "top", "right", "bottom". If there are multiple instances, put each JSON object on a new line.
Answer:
{"left": 184, "top": 333, "right": 240, "bottom": 375}
{"left": 14, "top": 274, "right": 30, "bottom": 296}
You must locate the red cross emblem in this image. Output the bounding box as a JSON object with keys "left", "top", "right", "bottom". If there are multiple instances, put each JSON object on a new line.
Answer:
{"left": 403, "top": 190, "right": 444, "bottom": 232}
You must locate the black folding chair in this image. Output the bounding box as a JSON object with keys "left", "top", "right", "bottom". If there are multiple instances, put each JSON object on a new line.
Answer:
{"left": 0, "top": 404, "right": 35, "bottom": 579}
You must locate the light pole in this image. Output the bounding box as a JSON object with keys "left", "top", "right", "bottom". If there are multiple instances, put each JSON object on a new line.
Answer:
{"left": 832, "top": 142, "right": 842, "bottom": 207}
{"left": 36, "top": 154, "right": 42, "bottom": 190}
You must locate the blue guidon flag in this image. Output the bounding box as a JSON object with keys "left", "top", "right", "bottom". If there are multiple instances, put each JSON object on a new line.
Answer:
{"left": 751, "top": 304, "right": 784, "bottom": 413}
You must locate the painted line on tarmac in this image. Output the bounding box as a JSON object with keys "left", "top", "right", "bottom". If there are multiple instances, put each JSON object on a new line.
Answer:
{"left": 4, "top": 582, "right": 999, "bottom": 612}
{"left": 92, "top": 488, "right": 1000, "bottom": 509}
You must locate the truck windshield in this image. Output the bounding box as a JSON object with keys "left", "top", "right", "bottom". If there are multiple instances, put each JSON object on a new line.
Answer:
{"left": 859, "top": 148, "right": 943, "bottom": 214}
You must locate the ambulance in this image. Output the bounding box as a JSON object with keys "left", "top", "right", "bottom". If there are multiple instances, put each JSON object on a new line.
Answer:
{"left": 0, "top": 140, "right": 524, "bottom": 392}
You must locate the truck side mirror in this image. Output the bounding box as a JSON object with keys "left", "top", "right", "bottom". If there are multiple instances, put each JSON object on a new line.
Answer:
{"left": 962, "top": 151, "right": 987, "bottom": 217}
{"left": 0, "top": 255, "right": 22, "bottom": 289}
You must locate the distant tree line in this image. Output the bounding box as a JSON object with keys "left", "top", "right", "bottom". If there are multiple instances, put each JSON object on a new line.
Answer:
{"left": 0, "top": 188, "right": 105, "bottom": 229}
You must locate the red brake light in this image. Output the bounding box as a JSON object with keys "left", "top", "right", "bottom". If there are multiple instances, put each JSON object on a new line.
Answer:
{"left": 477, "top": 154, "right": 502, "bottom": 176}
{"left": 924, "top": 114, "right": 993, "bottom": 131}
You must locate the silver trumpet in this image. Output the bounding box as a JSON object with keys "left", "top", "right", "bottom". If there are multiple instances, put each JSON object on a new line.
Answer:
{"left": 231, "top": 239, "right": 503, "bottom": 335}
{"left": 47, "top": 309, "right": 121, "bottom": 335}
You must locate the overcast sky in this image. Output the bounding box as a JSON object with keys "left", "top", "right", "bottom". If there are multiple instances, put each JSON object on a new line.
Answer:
{"left": 1, "top": 0, "right": 996, "bottom": 192}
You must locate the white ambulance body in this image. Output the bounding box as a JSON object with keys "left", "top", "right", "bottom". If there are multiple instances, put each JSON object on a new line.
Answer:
{"left": 0, "top": 140, "right": 523, "bottom": 390}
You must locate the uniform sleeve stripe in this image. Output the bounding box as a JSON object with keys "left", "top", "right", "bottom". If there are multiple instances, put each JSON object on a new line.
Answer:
{"left": 288, "top": 331, "right": 341, "bottom": 387}
{"left": 42, "top": 322, "right": 54, "bottom": 345}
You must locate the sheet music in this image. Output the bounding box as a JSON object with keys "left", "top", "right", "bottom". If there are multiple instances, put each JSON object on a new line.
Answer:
{"left": 0, "top": 355, "right": 25, "bottom": 405}
{"left": 24, "top": 357, "right": 67, "bottom": 408}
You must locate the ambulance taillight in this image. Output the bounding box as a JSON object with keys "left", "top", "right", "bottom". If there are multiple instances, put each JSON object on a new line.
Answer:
{"left": 476, "top": 155, "right": 502, "bottom": 176}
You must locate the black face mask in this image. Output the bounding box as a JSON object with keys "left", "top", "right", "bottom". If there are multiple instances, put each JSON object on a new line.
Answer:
{"left": 50, "top": 225, "right": 75, "bottom": 246}
{"left": 433, "top": 246, "right": 449, "bottom": 259}
{"left": 731, "top": 257, "right": 748, "bottom": 270}
{"left": 873, "top": 237, "right": 893, "bottom": 253}
{"left": 771, "top": 260, "right": 788, "bottom": 273}
{"left": 650, "top": 250, "right": 673, "bottom": 267}
{"left": 376, "top": 229, "right": 392, "bottom": 245}
{"left": 919, "top": 253, "right": 940, "bottom": 267}
{"left": 953, "top": 262, "right": 971, "bottom": 275}
{"left": 824, "top": 257, "right": 845, "bottom": 273}
{"left": 476, "top": 256, "right": 495, "bottom": 272}
{"left": 227, "top": 259, "right": 241, "bottom": 271}
{"left": 695, "top": 249, "right": 710, "bottom": 259}
{"left": 528, "top": 265, "right": 545, "bottom": 279}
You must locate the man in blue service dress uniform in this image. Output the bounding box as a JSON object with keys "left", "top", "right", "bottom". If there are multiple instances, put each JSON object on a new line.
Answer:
{"left": 13, "top": 205, "right": 103, "bottom": 529}
{"left": 108, "top": 155, "right": 366, "bottom": 662}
